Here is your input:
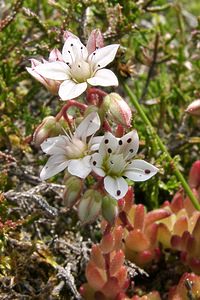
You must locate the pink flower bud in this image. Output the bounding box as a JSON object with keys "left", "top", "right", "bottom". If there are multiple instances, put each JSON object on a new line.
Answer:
{"left": 86, "top": 29, "right": 104, "bottom": 55}
{"left": 48, "top": 48, "right": 64, "bottom": 62}
{"left": 33, "top": 116, "right": 63, "bottom": 147}
{"left": 185, "top": 99, "right": 200, "bottom": 116}
{"left": 103, "top": 93, "right": 132, "bottom": 127}
{"left": 63, "top": 30, "right": 78, "bottom": 42}
{"left": 78, "top": 190, "right": 102, "bottom": 223}
{"left": 26, "top": 58, "right": 61, "bottom": 94}
{"left": 63, "top": 176, "right": 83, "bottom": 208}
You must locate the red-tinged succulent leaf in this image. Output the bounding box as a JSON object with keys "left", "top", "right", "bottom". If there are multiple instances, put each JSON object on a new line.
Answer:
{"left": 186, "top": 236, "right": 197, "bottom": 257}
{"left": 171, "top": 235, "right": 183, "bottom": 250}
{"left": 100, "top": 232, "right": 115, "bottom": 254}
{"left": 86, "top": 262, "right": 106, "bottom": 290}
{"left": 181, "top": 231, "right": 191, "bottom": 248}
{"left": 145, "top": 223, "right": 158, "bottom": 246}
{"left": 134, "top": 204, "right": 145, "bottom": 230}
{"left": 192, "top": 216, "right": 200, "bottom": 243}
{"left": 157, "top": 223, "right": 171, "bottom": 248}
{"left": 115, "top": 266, "right": 128, "bottom": 288}
{"left": 134, "top": 250, "right": 155, "bottom": 266}
{"left": 110, "top": 250, "right": 125, "bottom": 275}
{"left": 80, "top": 283, "right": 95, "bottom": 300}
{"left": 173, "top": 216, "right": 188, "bottom": 236}
{"left": 113, "top": 226, "right": 124, "bottom": 250}
{"left": 170, "top": 192, "right": 184, "bottom": 213}
{"left": 125, "top": 229, "right": 150, "bottom": 252}
{"left": 91, "top": 245, "right": 105, "bottom": 269}
{"left": 102, "top": 277, "right": 121, "bottom": 298}
{"left": 145, "top": 209, "right": 171, "bottom": 227}
{"left": 124, "top": 187, "right": 134, "bottom": 213}
{"left": 188, "top": 258, "right": 200, "bottom": 274}
{"left": 171, "top": 272, "right": 200, "bottom": 300}
{"left": 189, "top": 161, "right": 200, "bottom": 189}
{"left": 94, "top": 291, "right": 107, "bottom": 300}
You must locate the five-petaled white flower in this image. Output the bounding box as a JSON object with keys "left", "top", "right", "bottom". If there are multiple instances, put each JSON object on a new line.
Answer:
{"left": 91, "top": 131, "right": 158, "bottom": 200}
{"left": 40, "top": 112, "right": 102, "bottom": 180}
{"left": 34, "top": 36, "right": 119, "bottom": 101}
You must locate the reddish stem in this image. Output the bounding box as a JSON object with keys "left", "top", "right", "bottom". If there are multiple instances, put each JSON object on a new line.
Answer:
{"left": 86, "top": 87, "right": 107, "bottom": 106}
{"left": 55, "top": 100, "right": 88, "bottom": 128}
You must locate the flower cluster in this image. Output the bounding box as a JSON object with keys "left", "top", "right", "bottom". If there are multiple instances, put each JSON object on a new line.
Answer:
{"left": 27, "top": 29, "right": 158, "bottom": 210}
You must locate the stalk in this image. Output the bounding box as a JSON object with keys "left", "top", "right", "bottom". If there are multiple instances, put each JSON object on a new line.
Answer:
{"left": 124, "top": 83, "right": 200, "bottom": 210}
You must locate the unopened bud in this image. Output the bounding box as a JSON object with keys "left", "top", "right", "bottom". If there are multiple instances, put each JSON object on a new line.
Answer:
{"left": 63, "top": 30, "right": 78, "bottom": 42}
{"left": 86, "top": 29, "right": 104, "bottom": 55}
{"left": 185, "top": 99, "right": 200, "bottom": 116}
{"left": 63, "top": 176, "right": 83, "bottom": 208}
{"left": 26, "top": 59, "right": 61, "bottom": 95}
{"left": 78, "top": 190, "right": 102, "bottom": 223}
{"left": 49, "top": 48, "right": 63, "bottom": 62}
{"left": 33, "top": 116, "right": 62, "bottom": 147}
{"left": 103, "top": 93, "right": 132, "bottom": 127}
{"left": 102, "top": 196, "right": 118, "bottom": 224}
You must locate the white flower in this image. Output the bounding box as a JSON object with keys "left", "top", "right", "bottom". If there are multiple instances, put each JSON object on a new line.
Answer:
{"left": 91, "top": 131, "right": 158, "bottom": 200}
{"left": 34, "top": 36, "right": 119, "bottom": 101}
{"left": 40, "top": 112, "right": 103, "bottom": 180}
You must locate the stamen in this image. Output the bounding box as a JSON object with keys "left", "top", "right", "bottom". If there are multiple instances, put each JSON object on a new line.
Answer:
{"left": 119, "top": 140, "right": 123, "bottom": 145}
{"left": 93, "top": 161, "right": 97, "bottom": 166}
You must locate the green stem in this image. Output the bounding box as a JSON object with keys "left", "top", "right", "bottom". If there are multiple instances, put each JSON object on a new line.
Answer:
{"left": 124, "top": 83, "right": 200, "bottom": 211}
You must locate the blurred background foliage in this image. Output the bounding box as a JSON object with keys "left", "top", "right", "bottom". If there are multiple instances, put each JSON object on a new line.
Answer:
{"left": 0, "top": 0, "right": 200, "bottom": 204}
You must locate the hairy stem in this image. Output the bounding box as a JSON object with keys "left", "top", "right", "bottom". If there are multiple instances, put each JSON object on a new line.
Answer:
{"left": 124, "top": 83, "right": 200, "bottom": 211}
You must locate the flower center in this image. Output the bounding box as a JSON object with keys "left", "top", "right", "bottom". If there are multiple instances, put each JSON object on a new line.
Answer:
{"left": 70, "top": 59, "right": 91, "bottom": 83}
{"left": 65, "top": 138, "right": 87, "bottom": 159}
{"left": 102, "top": 154, "right": 126, "bottom": 177}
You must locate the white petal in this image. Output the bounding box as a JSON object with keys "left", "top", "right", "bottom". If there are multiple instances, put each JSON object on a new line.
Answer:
{"left": 87, "top": 69, "right": 118, "bottom": 87}
{"left": 74, "top": 112, "right": 101, "bottom": 140}
{"left": 68, "top": 156, "right": 92, "bottom": 178}
{"left": 62, "top": 37, "right": 88, "bottom": 63}
{"left": 99, "top": 132, "right": 118, "bottom": 157}
{"left": 124, "top": 159, "right": 158, "bottom": 182}
{"left": 90, "top": 136, "right": 104, "bottom": 151}
{"left": 58, "top": 80, "right": 87, "bottom": 100}
{"left": 34, "top": 61, "right": 70, "bottom": 80}
{"left": 88, "top": 44, "right": 119, "bottom": 69}
{"left": 117, "top": 130, "right": 139, "bottom": 159}
{"left": 104, "top": 176, "right": 128, "bottom": 200}
{"left": 91, "top": 153, "right": 105, "bottom": 177}
{"left": 41, "top": 135, "right": 69, "bottom": 155}
{"left": 40, "top": 154, "right": 69, "bottom": 180}
{"left": 26, "top": 67, "right": 47, "bottom": 86}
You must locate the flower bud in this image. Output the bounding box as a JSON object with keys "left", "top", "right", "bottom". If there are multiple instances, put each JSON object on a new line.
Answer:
{"left": 33, "top": 116, "right": 63, "bottom": 147}
{"left": 48, "top": 48, "right": 63, "bottom": 62}
{"left": 63, "top": 30, "right": 78, "bottom": 41}
{"left": 26, "top": 58, "right": 62, "bottom": 95}
{"left": 102, "top": 196, "right": 118, "bottom": 224}
{"left": 63, "top": 176, "right": 83, "bottom": 208}
{"left": 78, "top": 190, "right": 102, "bottom": 223}
{"left": 86, "top": 29, "right": 104, "bottom": 55}
{"left": 103, "top": 93, "right": 132, "bottom": 127}
{"left": 185, "top": 99, "right": 200, "bottom": 116}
